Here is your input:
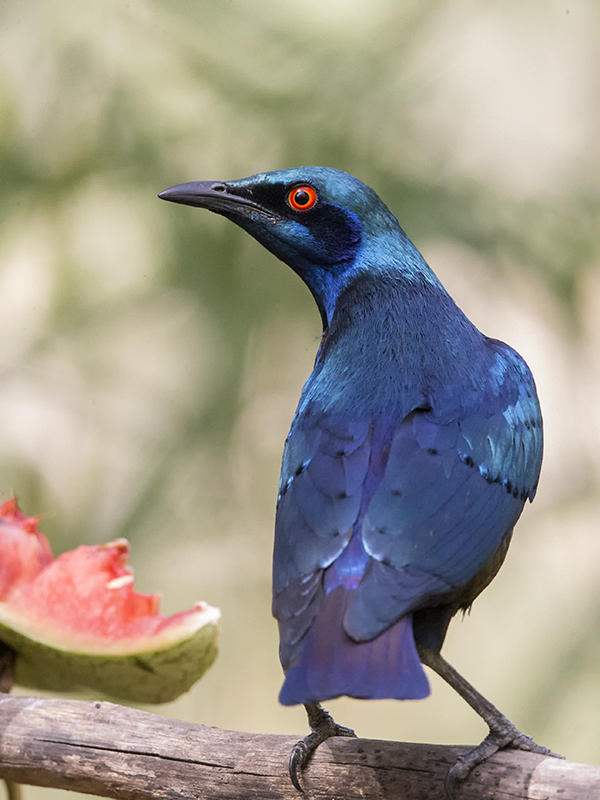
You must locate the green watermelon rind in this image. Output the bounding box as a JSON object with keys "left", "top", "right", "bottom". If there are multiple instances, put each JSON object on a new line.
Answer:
{"left": 0, "top": 605, "right": 220, "bottom": 704}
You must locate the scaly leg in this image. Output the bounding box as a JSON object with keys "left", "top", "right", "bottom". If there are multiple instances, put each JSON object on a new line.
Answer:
{"left": 419, "top": 648, "right": 562, "bottom": 796}
{"left": 289, "top": 702, "right": 356, "bottom": 791}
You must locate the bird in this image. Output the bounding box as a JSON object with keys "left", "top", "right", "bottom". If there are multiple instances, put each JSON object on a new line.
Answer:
{"left": 159, "top": 167, "right": 558, "bottom": 793}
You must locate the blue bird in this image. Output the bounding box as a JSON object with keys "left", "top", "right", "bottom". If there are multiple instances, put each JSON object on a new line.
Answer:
{"left": 159, "top": 167, "right": 558, "bottom": 791}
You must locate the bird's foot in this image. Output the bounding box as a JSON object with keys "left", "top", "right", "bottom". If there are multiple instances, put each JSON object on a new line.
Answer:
{"left": 445, "top": 720, "right": 563, "bottom": 799}
{"left": 289, "top": 704, "right": 356, "bottom": 792}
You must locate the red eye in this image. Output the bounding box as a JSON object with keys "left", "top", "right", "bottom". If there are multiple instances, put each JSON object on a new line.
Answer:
{"left": 288, "top": 185, "right": 317, "bottom": 211}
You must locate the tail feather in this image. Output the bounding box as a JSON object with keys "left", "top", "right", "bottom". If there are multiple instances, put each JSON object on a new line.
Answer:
{"left": 279, "top": 585, "right": 429, "bottom": 706}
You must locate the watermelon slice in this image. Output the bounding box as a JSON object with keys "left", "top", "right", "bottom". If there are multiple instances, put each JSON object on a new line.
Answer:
{"left": 0, "top": 499, "right": 219, "bottom": 703}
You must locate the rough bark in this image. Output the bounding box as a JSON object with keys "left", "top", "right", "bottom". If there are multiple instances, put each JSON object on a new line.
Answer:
{"left": 0, "top": 694, "right": 597, "bottom": 799}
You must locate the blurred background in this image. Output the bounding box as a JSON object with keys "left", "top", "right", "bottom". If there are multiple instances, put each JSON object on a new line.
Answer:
{"left": 1, "top": 0, "right": 599, "bottom": 796}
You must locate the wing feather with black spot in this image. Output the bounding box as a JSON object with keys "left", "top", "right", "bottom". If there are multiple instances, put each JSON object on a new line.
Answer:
{"left": 273, "top": 339, "right": 543, "bottom": 665}
{"left": 347, "top": 340, "right": 543, "bottom": 639}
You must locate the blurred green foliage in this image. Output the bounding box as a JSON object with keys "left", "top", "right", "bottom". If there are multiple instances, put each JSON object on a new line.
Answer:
{"left": 1, "top": 2, "right": 599, "bottom": 797}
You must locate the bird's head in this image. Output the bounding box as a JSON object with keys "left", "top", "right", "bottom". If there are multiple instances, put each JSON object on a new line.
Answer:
{"left": 159, "top": 167, "right": 434, "bottom": 326}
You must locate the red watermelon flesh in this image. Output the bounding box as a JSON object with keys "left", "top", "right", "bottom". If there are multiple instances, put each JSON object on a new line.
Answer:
{"left": 0, "top": 498, "right": 53, "bottom": 597}
{"left": 0, "top": 499, "right": 219, "bottom": 702}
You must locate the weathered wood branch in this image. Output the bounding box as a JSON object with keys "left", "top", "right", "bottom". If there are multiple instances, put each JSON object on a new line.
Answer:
{"left": 0, "top": 694, "right": 598, "bottom": 799}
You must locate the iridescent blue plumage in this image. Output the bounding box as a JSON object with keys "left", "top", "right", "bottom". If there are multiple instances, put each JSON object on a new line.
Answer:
{"left": 159, "top": 167, "right": 549, "bottom": 786}
{"left": 273, "top": 263, "right": 542, "bottom": 704}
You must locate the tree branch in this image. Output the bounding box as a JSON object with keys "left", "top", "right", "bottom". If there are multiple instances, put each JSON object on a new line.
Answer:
{"left": 0, "top": 694, "right": 597, "bottom": 799}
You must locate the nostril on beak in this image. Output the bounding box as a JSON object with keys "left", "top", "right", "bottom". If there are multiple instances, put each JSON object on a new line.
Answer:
{"left": 211, "top": 183, "right": 227, "bottom": 192}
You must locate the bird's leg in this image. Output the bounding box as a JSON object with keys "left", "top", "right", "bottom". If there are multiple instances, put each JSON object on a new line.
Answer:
{"left": 419, "top": 648, "right": 562, "bottom": 796}
{"left": 289, "top": 702, "right": 357, "bottom": 791}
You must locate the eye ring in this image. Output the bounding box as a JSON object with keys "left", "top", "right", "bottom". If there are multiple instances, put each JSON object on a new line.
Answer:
{"left": 287, "top": 185, "right": 317, "bottom": 211}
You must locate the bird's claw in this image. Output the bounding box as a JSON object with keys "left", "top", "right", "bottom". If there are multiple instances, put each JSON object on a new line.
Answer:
{"left": 508, "top": 731, "right": 563, "bottom": 759}
{"left": 289, "top": 738, "right": 313, "bottom": 793}
{"left": 330, "top": 721, "right": 357, "bottom": 739}
{"left": 445, "top": 734, "right": 501, "bottom": 798}
{"left": 445, "top": 724, "right": 563, "bottom": 799}
{"left": 288, "top": 709, "right": 356, "bottom": 792}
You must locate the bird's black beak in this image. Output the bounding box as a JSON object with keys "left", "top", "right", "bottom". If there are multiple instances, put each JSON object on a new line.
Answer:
{"left": 158, "top": 180, "right": 268, "bottom": 218}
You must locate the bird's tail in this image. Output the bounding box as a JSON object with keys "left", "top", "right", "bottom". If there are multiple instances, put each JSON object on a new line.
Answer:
{"left": 279, "top": 585, "right": 430, "bottom": 706}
